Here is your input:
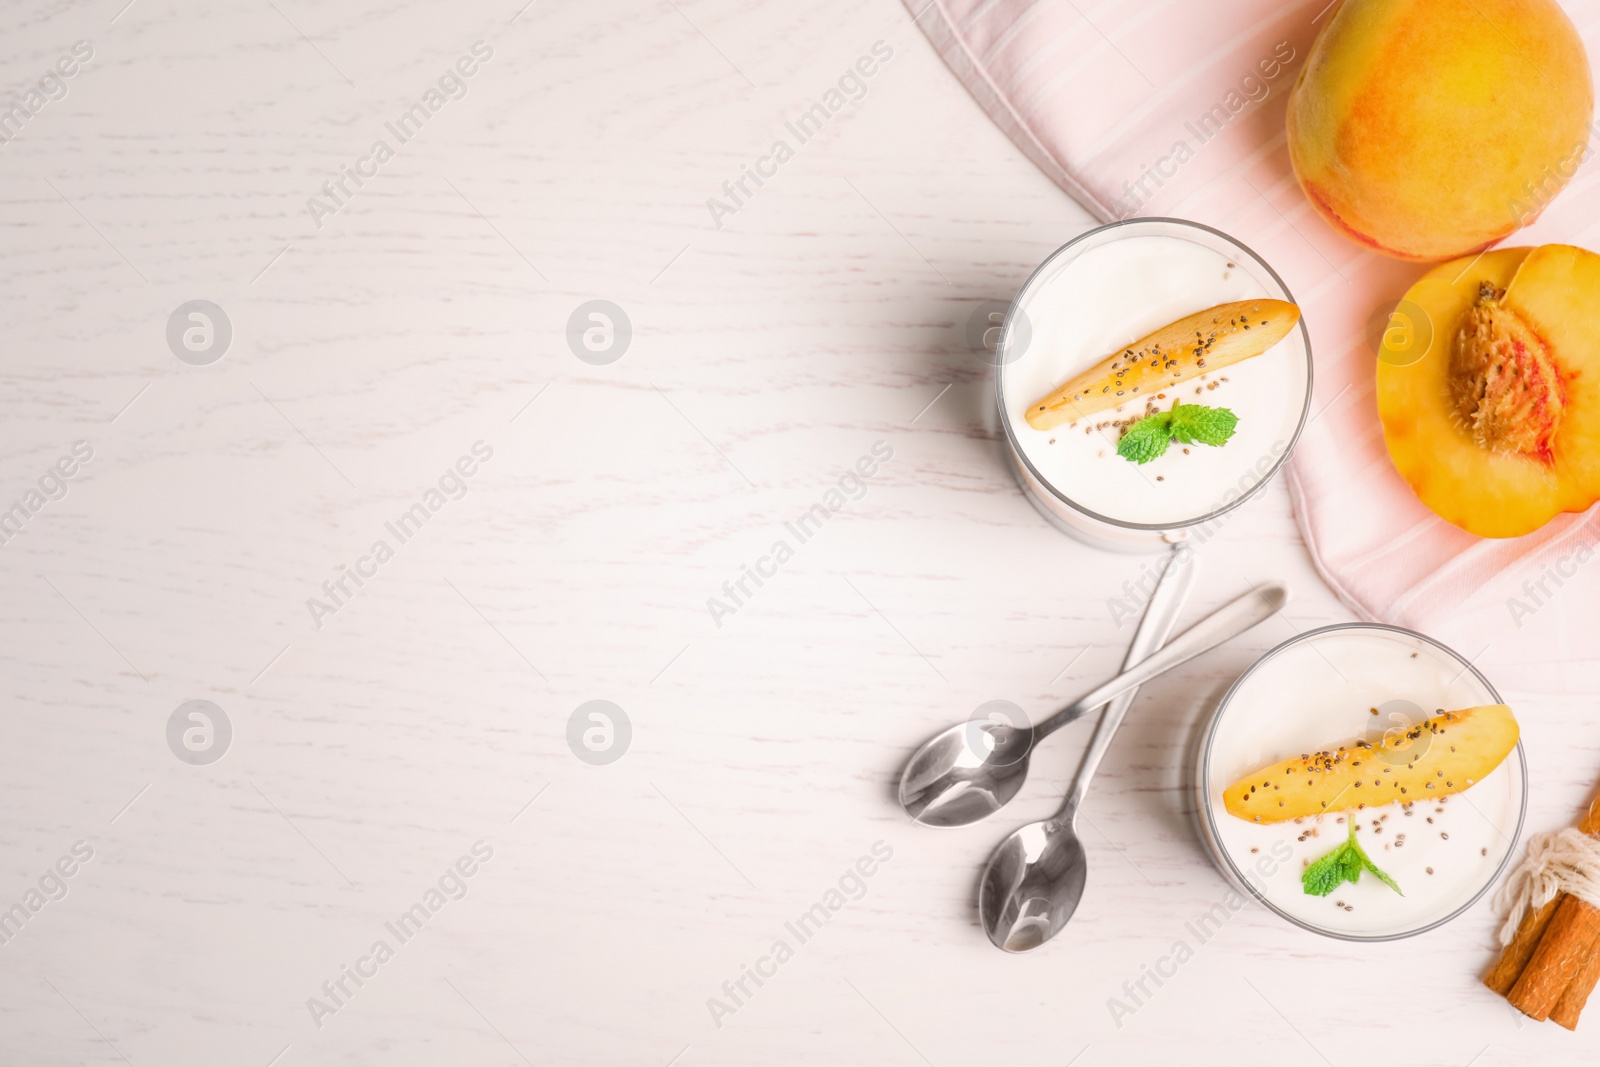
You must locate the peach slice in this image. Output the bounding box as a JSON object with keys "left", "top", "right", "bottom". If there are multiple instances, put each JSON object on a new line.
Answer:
{"left": 1224, "top": 704, "right": 1519, "bottom": 823}
{"left": 1026, "top": 299, "right": 1299, "bottom": 430}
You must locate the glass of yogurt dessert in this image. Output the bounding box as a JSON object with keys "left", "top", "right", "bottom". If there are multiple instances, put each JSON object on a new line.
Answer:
{"left": 1193, "top": 623, "right": 1527, "bottom": 941}
{"left": 996, "top": 218, "right": 1314, "bottom": 552}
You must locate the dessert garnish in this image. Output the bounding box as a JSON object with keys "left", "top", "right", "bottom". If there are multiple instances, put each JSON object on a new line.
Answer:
{"left": 1222, "top": 704, "right": 1519, "bottom": 823}
{"left": 1302, "top": 820, "right": 1402, "bottom": 897}
{"left": 1026, "top": 298, "right": 1299, "bottom": 430}
{"left": 1487, "top": 783, "right": 1600, "bottom": 1029}
{"left": 1116, "top": 402, "right": 1237, "bottom": 464}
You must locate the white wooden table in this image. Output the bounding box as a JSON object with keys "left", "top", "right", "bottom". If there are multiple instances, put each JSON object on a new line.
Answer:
{"left": 3, "top": 1, "right": 1598, "bottom": 1064}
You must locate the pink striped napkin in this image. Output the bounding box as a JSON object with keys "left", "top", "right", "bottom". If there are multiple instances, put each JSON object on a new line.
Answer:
{"left": 913, "top": 0, "right": 1600, "bottom": 659}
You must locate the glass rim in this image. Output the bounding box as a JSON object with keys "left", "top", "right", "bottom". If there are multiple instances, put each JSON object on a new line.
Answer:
{"left": 1193, "top": 621, "right": 1529, "bottom": 943}
{"left": 994, "top": 216, "right": 1316, "bottom": 533}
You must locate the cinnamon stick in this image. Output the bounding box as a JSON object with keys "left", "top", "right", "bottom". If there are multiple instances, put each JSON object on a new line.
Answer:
{"left": 1546, "top": 794, "right": 1600, "bottom": 1029}
{"left": 1485, "top": 792, "right": 1600, "bottom": 1007}
{"left": 1486, "top": 896, "right": 1561, "bottom": 995}
{"left": 1575, "top": 793, "right": 1600, "bottom": 839}
{"left": 1507, "top": 895, "right": 1600, "bottom": 1020}
{"left": 1552, "top": 945, "right": 1600, "bottom": 1029}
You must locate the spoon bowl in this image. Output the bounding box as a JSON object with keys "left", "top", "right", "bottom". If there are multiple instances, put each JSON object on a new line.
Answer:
{"left": 899, "top": 720, "right": 1032, "bottom": 827}
{"left": 979, "top": 820, "right": 1087, "bottom": 952}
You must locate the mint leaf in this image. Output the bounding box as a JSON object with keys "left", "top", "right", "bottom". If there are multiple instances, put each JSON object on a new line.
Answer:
{"left": 1116, "top": 413, "right": 1172, "bottom": 464}
{"left": 1116, "top": 403, "right": 1237, "bottom": 465}
{"left": 1348, "top": 830, "right": 1404, "bottom": 897}
{"left": 1300, "top": 821, "right": 1403, "bottom": 898}
{"left": 1363, "top": 860, "right": 1404, "bottom": 896}
{"left": 1168, "top": 403, "right": 1239, "bottom": 447}
{"left": 1300, "top": 844, "right": 1355, "bottom": 897}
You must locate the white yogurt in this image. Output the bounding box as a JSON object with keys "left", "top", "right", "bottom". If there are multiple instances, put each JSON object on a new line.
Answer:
{"left": 1200, "top": 626, "right": 1524, "bottom": 940}
{"left": 1001, "top": 229, "right": 1310, "bottom": 528}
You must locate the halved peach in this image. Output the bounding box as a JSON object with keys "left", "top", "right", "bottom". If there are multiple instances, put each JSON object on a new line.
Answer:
{"left": 1377, "top": 245, "right": 1600, "bottom": 537}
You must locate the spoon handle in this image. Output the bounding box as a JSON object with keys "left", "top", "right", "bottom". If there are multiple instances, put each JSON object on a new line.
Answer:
{"left": 1035, "top": 579, "right": 1289, "bottom": 743}
{"left": 1057, "top": 547, "right": 1198, "bottom": 818}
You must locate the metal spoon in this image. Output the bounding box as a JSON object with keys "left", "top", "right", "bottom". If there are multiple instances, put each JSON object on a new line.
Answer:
{"left": 898, "top": 579, "right": 1288, "bottom": 828}
{"left": 978, "top": 549, "right": 1197, "bottom": 952}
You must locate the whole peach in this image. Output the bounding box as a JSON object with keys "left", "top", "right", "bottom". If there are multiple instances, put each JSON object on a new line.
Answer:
{"left": 1287, "top": 0, "right": 1593, "bottom": 262}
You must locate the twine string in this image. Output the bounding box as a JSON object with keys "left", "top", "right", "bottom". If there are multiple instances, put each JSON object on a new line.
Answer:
{"left": 1495, "top": 827, "right": 1600, "bottom": 946}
